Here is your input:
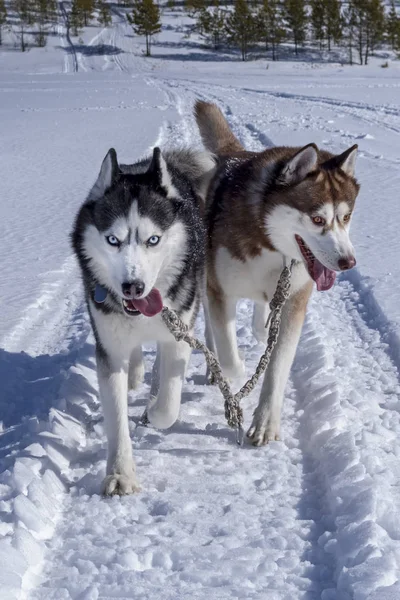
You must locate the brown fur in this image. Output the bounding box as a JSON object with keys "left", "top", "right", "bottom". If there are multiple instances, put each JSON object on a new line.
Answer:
{"left": 195, "top": 101, "right": 244, "bottom": 155}
{"left": 288, "top": 280, "right": 313, "bottom": 322}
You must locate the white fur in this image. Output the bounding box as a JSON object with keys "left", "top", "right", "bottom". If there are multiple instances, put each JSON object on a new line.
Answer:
{"left": 280, "top": 145, "right": 318, "bottom": 184}
{"left": 159, "top": 153, "right": 180, "bottom": 198}
{"left": 266, "top": 203, "right": 355, "bottom": 272}
{"left": 193, "top": 151, "right": 217, "bottom": 200}
{"left": 215, "top": 246, "right": 310, "bottom": 304}
{"left": 340, "top": 146, "right": 358, "bottom": 177}
{"left": 247, "top": 292, "right": 305, "bottom": 445}
{"left": 82, "top": 203, "right": 187, "bottom": 301}
{"left": 194, "top": 150, "right": 216, "bottom": 174}
{"left": 210, "top": 246, "right": 310, "bottom": 383}
{"left": 89, "top": 150, "right": 116, "bottom": 201}
{"left": 128, "top": 346, "right": 144, "bottom": 390}
{"left": 252, "top": 302, "right": 270, "bottom": 344}
{"left": 97, "top": 353, "right": 140, "bottom": 496}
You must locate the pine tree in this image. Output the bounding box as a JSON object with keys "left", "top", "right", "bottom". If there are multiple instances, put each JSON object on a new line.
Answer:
{"left": 97, "top": 0, "right": 112, "bottom": 26}
{"left": 364, "top": 0, "right": 385, "bottom": 62}
{"left": 257, "top": 0, "right": 285, "bottom": 60}
{"left": 79, "top": 0, "right": 95, "bottom": 26}
{"left": 349, "top": 0, "right": 385, "bottom": 65}
{"left": 283, "top": 0, "right": 307, "bottom": 56}
{"left": 127, "top": 0, "right": 161, "bottom": 56}
{"left": 185, "top": 0, "right": 207, "bottom": 18}
{"left": 325, "top": 0, "right": 342, "bottom": 51}
{"left": 352, "top": 0, "right": 367, "bottom": 64}
{"left": 310, "top": 0, "right": 325, "bottom": 49}
{"left": 387, "top": 0, "right": 400, "bottom": 50}
{"left": 69, "top": 0, "right": 85, "bottom": 36}
{"left": 343, "top": 0, "right": 356, "bottom": 65}
{"left": 197, "top": 0, "right": 226, "bottom": 50}
{"left": 11, "top": 0, "right": 33, "bottom": 51}
{"left": 225, "top": 0, "right": 256, "bottom": 61}
{"left": 0, "top": 0, "right": 7, "bottom": 46}
{"left": 33, "top": 0, "right": 57, "bottom": 47}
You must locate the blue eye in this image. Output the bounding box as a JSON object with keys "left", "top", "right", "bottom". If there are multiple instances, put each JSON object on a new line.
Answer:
{"left": 147, "top": 235, "right": 160, "bottom": 246}
{"left": 106, "top": 235, "right": 120, "bottom": 246}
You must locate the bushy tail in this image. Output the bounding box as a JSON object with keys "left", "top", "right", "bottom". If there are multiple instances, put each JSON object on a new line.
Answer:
{"left": 194, "top": 101, "right": 243, "bottom": 155}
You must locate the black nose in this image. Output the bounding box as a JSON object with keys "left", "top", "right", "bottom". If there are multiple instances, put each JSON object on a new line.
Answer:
{"left": 338, "top": 256, "right": 356, "bottom": 271}
{"left": 122, "top": 279, "right": 145, "bottom": 298}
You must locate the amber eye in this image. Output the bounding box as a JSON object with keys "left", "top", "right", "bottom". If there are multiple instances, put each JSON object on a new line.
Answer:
{"left": 343, "top": 213, "right": 351, "bottom": 223}
{"left": 312, "top": 216, "right": 326, "bottom": 226}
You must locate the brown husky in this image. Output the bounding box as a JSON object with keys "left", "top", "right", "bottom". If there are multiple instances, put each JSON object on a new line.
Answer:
{"left": 195, "top": 101, "right": 360, "bottom": 446}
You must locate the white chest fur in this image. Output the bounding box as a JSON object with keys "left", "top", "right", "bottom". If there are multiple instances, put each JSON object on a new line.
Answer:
{"left": 215, "top": 247, "right": 311, "bottom": 302}
{"left": 89, "top": 298, "right": 194, "bottom": 359}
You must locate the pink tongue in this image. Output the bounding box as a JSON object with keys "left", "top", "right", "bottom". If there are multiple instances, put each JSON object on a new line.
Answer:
{"left": 131, "top": 288, "right": 163, "bottom": 317}
{"left": 312, "top": 259, "right": 336, "bottom": 291}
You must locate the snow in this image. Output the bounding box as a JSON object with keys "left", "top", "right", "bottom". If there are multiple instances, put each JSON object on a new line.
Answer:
{"left": 1, "top": 5, "right": 400, "bottom": 600}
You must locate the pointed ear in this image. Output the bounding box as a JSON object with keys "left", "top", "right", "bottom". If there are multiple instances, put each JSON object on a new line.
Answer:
{"left": 279, "top": 144, "right": 318, "bottom": 185}
{"left": 90, "top": 148, "right": 119, "bottom": 200}
{"left": 148, "top": 147, "right": 178, "bottom": 198}
{"left": 335, "top": 144, "right": 358, "bottom": 177}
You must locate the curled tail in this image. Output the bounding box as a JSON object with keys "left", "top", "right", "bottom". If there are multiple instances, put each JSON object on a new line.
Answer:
{"left": 194, "top": 100, "right": 244, "bottom": 155}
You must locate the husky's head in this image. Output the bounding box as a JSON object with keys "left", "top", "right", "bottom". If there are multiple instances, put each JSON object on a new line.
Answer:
{"left": 79, "top": 147, "right": 188, "bottom": 317}
{"left": 266, "top": 144, "right": 360, "bottom": 291}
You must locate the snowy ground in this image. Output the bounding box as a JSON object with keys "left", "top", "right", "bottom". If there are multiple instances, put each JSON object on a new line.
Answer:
{"left": 1, "top": 5, "right": 400, "bottom": 600}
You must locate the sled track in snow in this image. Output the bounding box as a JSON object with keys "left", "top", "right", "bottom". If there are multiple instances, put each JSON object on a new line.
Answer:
{"left": 59, "top": 2, "right": 78, "bottom": 73}
{"left": 169, "top": 77, "right": 400, "bottom": 143}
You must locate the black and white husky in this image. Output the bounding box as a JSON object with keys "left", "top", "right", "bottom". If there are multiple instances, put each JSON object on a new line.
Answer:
{"left": 72, "top": 147, "right": 214, "bottom": 495}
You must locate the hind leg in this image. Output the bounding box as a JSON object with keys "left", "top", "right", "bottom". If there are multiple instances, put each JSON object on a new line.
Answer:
{"left": 128, "top": 346, "right": 144, "bottom": 391}
{"left": 208, "top": 288, "right": 245, "bottom": 380}
{"left": 147, "top": 339, "right": 191, "bottom": 429}
{"left": 150, "top": 344, "right": 160, "bottom": 398}
{"left": 252, "top": 302, "right": 270, "bottom": 344}
{"left": 203, "top": 296, "right": 217, "bottom": 382}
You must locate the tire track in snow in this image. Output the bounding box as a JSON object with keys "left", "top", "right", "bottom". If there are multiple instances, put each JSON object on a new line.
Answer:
{"left": 243, "top": 88, "right": 400, "bottom": 135}
{"left": 109, "top": 6, "right": 129, "bottom": 73}
{"left": 79, "top": 5, "right": 146, "bottom": 74}
{"left": 1, "top": 255, "right": 87, "bottom": 358}
{"left": 294, "top": 276, "right": 400, "bottom": 599}
{"left": 59, "top": 2, "right": 78, "bottom": 73}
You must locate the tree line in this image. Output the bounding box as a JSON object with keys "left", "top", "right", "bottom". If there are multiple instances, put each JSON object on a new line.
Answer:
{"left": 184, "top": 0, "right": 400, "bottom": 63}
{"left": 2, "top": 0, "right": 399, "bottom": 64}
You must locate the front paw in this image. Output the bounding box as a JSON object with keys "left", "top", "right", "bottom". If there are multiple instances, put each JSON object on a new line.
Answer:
{"left": 247, "top": 415, "right": 280, "bottom": 447}
{"left": 147, "top": 400, "right": 179, "bottom": 430}
{"left": 102, "top": 471, "right": 141, "bottom": 496}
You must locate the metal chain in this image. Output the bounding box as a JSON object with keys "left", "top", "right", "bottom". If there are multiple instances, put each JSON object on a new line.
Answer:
{"left": 159, "top": 260, "right": 295, "bottom": 445}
